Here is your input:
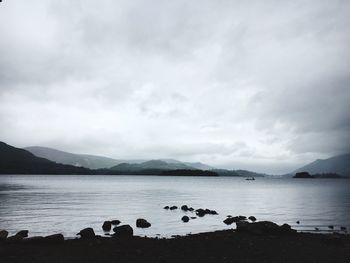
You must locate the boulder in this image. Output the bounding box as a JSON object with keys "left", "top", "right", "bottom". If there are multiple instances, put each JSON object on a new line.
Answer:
{"left": 102, "top": 221, "right": 112, "bottom": 231}
{"left": 188, "top": 207, "right": 194, "bottom": 211}
{"left": 248, "top": 216, "right": 257, "bottom": 222}
{"left": 113, "top": 225, "right": 133, "bottom": 237}
{"left": 0, "top": 230, "right": 8, "bottom": 240}
{"left": 196, "top": 209, "right": 206, "bottom": 217}
{"left": 223, "top": 217, "right": 235, "bottom": 225}
{"left": 111, "top": 220, "right": 121, "bottom": 225}
{"left": 15, "top": 230, "right": 29, "bottom": 238}
{"left": 181, "top": 216, "right": 190, "bottom": 223}
{"left": 209, "top": 210, "right": 218, "bottom": 215}
{"left": 190, "top": 217, "right": 197, "bottom": 219}
{"left": 181, "top": 205, "right": 189, "bottom": 211}
{"left": 77, "top": 228, "right": 95, "bottom": 239}
{"left": 44, "top": 234, "right": 64, "bottom": 243}
{"left": 170, "top": 206, "right": 178, "bottom": 210}
{"left": 136, "top": 219, "right": 151, "bottom": 228}
{"left": 163, "top": 206, "right": 170, "bottom": 210}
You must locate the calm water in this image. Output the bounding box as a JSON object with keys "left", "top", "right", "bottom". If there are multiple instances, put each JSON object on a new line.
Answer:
{"left": 0, "top": 175, "right": 349, "bottom": 238}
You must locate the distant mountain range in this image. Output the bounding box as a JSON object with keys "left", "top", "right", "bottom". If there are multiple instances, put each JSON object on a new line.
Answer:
{"left": 25, "top": 146, "right": 122, "bottom": 169}
{"left": 293, "top": 154, "right": 350, "bottom": 177}
{"left": 25, "top": 146, "right": 214, "bottom": 170}
{"left": 0, "top": 142, "right": 267, "bottom": 177}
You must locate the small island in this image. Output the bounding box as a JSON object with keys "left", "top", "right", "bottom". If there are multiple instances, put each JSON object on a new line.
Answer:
{"left": 293, "top": 172, "right": 314, "bottom": 178}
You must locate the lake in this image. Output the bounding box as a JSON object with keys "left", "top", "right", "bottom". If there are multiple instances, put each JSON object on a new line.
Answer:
{"left": 0, "top": 175, "right": 349, "bottom": 238}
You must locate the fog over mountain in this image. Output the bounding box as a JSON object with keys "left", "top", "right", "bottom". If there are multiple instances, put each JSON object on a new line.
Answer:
{"left": 1, "top": 0, "right": 349, "bottom": 174}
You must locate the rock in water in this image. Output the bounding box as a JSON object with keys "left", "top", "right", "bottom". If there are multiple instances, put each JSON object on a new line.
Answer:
{"left": 77, "top": 228, "right": 95, "bottom": 239}
{"left": 136, "top": 219, "right": 151, "bottom": 228}
{"left": 15, "top": 230, "right": 29, "bottom": 238}
{"left": 223, "top": 217, "right": 235, "bottom": 225}
{"left": 113, "top": 225, "right": 133, "bottom": 237}
{"left": 163, "top": 206, "right": 170, "bottom": 210}
{"left": 182, "top": 216, "right": 190, "bottom": 223}
{"left": 111, "top": 220, "right": 121, "bottom": 225}
{"left": 170, "top": 206, "right": 178, "bottom": 210}
{"left": 102, "top": 221, "right": 112, "bottom": 231}
{"left": 0, "top": 230, "right": 8, "bottom": 240}
{"left": 248, "top": 216, "right": 257, "bottom": 222}
{"left": 181, "top": 205, "right": 189, "bottom": 211}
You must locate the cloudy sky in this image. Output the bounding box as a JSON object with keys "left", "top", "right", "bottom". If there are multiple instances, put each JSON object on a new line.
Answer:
{"left": 0, "top": 0, "right": 349, "bottom": 174}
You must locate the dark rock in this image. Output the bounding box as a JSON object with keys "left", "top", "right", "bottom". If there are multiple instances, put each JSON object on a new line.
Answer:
{"left": 15, "top": 230, "right": 29, "bottom": 238}
{"left": 102, "top": 221, "right": 112, "bottom": 231}
{"left": 111, "top": 220, "right": 121, "bottom": 225}
{"left": 190, "top": 217, "right": 197, "bottom": 219}
{"left": 44, "top": 234, "right": 64, "bottom": 243}
{"left": 223, "top": 217, "right": 235, "bottom": 225}
{"left": 296, "top": 221, "right": 300, "bottom": 224}
{"left": 113, "top": 225, "right": 133, "bottom": 237}
{"left": 7, "top": 235, "right": 24, "bottom": 242}
{"left": 77, "top": 228, "right": 95, "bottom": 239}
{"left": 0, "top": 230, "right": 8, "bottom": 240}
{"left": 315, "top": 227, "right": 319, "bottom": 231}
{"left": 136, "top": 219, "right": 151, "bottom": 228}
{"left": 248, "top": 216, "right": 257, "bottom": 222}
{"left": 209, "top": 210, "right": 218, "bottom": 215}
{"left": 328, "top": 225, "right": 334, "bottom": 229}
{"left": 196, "top": 209, "right": 206, "bottom": 217}
{"left": 170, "top": 206, "right": 178, "bottom": 210}
{"left": 163, "top": 206, "right": 170, "bottom": 210}
{"left": 236, "top": 221, "right": 296, "bottom": 235}
{"left": 224, "top": 216, "right": 246, "bottom": 225}
{"left": 340, "top": 226, "right": 347, "bottom": 231}
{"left": 188, "top": 207, "right": 194, "bottom": 211}
{"left": 181, "top": 205, "right": 189, "bottom": 211}
{"left": 181, "top": 216, "right": 190, "bottom": 223}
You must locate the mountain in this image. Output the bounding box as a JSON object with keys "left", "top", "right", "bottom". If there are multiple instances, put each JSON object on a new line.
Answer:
{"left": 25, "top": 146, "right": 215, "bottom": 170}
{"left": 0, "top": 142, "right": 93, "bottom": 174}
{"left": 110, "top": 160, "right": 194, "bottom": 171}
{"left": 25, "top": 146, "right": 121, "bottom": 169}
{"left": 293, "top": 154, "right": 350, "bottom": 177}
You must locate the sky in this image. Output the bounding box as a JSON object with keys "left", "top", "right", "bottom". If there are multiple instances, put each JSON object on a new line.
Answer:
{"left": 0, "top": 0, "right": 349, "bottom": 174}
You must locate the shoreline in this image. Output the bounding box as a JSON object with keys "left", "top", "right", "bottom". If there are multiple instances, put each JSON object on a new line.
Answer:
{"left": 1, "top": 229, "right": 349, "bottom": 263}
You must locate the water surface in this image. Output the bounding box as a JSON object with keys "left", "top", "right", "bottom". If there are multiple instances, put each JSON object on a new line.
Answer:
{"left": 0, "top": 175, "right": 349, "bottom": 237}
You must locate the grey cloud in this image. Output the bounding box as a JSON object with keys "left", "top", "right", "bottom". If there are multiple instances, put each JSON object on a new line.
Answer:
{"left": 0, "top": 0, "right": 349, "bottom": 174}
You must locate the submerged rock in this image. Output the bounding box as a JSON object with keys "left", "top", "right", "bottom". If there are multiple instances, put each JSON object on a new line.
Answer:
{"left": 113, "top": 225, "right": 133, "bottom": 237}
{"left": 181, "top": 216, "right": 190, "bottom": 223}
{"left": 77, "top": 228, "right": 95, "bottom": 239}
{"left": 102, "top": 221, "right": 112, "bottom": 231}
{"left": 170, "top": 206, "right": 178, "bottom": 210}
{"left": 223, "top": 216, "right": 246, "bottom": 225}
{"left": 136, "top": 219, "right": 151, "bottom": 228}
{"left": 0, "top": 230, "right": 8, "bottom": 240}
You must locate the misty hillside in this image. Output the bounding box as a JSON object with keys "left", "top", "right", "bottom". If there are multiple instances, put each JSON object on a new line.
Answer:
{"left": 110, "top": 160, "right": 194, "bottom": 171}
{"left": 25, "top": 146, "right": 215, "bottom": 170}
{"left": 293, "top": 154, "right": 350, "bottom": 177}
{"left": 0, "top": 142, "right": 92, "bottom": 174}
{"left": 25, "top": 146, "right": 122, "bottom": 169}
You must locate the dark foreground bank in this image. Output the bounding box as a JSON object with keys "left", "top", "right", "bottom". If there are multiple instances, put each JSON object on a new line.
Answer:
{"left": 0, "top": 230, "right": 349, "bottom": 263}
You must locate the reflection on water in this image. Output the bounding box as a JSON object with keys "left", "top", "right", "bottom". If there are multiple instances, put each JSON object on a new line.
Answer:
{"left": 0, "top": 175, "right": 349, "bottom": 237}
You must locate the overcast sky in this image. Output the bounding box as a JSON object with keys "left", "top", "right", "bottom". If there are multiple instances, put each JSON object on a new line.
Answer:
{"left": 0, "top": 0, "right": 349, "bottom": 174}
